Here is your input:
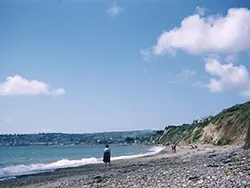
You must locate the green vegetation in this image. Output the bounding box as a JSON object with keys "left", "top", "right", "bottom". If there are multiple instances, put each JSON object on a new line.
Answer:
{"left": 192, "top": 128, "right": 203, "bottom": 141}
{"left": 2, "top": 101, "right": 250, "bottom": 148}
{"left": 212, "top": 101, "right": 250, "bottom": 124}
{"left": 149, "top": 124, "right": 199, "bottom": 144}
{"left": 148, "top": 101, "right": 250, "bottom": 148}
{"left": 0, "top": 130, "right": 156, "bottom": 146}
{"left": 125, "top": 137, "right": 135, "bottom": 144}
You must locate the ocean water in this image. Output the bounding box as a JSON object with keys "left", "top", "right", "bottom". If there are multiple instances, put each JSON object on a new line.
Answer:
{"left": 0, "top": 145, "right": 163, "bottom": 180}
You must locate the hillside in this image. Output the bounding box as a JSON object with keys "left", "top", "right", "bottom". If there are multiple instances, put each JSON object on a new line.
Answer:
{"left": 148, "top": 101, "right": 250, "bottom": 149}
{"left": 0, "top": 130, "right": 155, "bottom": 146}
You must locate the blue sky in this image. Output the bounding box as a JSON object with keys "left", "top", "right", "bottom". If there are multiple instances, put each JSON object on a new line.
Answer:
{"left": 1, "top": 0, "right": 250, "bottom": 134}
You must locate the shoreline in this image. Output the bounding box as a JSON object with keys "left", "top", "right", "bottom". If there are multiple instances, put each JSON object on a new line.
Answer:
{"left": 0, "top": 145, "right": 164, "bottom": 182}
{"left": 0, "top": 143, "right": 154, "bottom": 147}
{"left": 0, "top": 145, "right": 249, "bottom": 188}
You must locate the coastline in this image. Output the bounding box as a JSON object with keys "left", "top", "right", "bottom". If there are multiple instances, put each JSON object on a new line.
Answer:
{"left": 0, "top": 145, "right": 249, "bottom": 188}
{"left": 0, "top": 145, "right": 164, "bottom": 181}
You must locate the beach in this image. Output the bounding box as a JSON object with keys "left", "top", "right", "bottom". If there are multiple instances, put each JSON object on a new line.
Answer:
{"left": 0, "top": 145, "right": 249, "bottom": 188}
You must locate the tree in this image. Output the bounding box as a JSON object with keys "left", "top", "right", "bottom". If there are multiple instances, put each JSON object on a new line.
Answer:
{"left": 125, "top": 137, "right": 134, "bottom": 143}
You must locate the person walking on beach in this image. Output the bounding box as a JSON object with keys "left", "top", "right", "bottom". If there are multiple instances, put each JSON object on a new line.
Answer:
{"left": 103, "top": 144, "right": 111, "bottom": 167}
{"left": 171, "top": 143, "right": 177, "bottom": 154}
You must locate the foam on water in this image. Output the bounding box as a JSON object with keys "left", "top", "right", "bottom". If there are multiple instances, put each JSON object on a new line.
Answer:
{"left": 0, "top": 146, "right": 164, "bottom": 180}
{"left": 112, "top": 146, "right": 164, "bottom": 160}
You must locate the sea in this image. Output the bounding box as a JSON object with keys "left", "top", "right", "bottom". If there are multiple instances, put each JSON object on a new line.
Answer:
{"left": 0, "top": 145, "right": 164, "bottom": 181}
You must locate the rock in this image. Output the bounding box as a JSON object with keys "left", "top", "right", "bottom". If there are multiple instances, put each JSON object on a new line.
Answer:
{"left": 2, "top": 147, "right": 250, "bottom": 188}
{"left": 207, "top": 164, "right": 219, "bottom": 167}
{"left": 93, "top": 175, "right": 102, "bottom": 180}
{"left": 197, "top": 180, "right": 204, "bottom": 184}
{"left": 96, "top": 179, "right": 103, "bottom": 183}
{"left": 208, "top": 154, "right": 217, "bottom": 158}
{"left": 222, "top": 158, "right": 233, "bottom": 164}
{"left": 188, "top": 176, "right": 199, "bottom": 181}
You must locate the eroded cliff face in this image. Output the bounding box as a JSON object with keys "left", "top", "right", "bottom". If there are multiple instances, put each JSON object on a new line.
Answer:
{"left": 201, "top": 114, "right": 248, "bottom": 146}
{"left": 148, "top": 101, "right": 250, "bottom": 148}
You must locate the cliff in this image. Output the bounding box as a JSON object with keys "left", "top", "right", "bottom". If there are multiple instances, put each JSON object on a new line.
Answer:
{"left": 148, "top": 101, "right": 250, "bottom": 148}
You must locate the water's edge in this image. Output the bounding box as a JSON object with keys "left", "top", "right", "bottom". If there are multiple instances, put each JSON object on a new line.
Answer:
{"left": 0, "top": 146, "right": 164, "bottom": 181}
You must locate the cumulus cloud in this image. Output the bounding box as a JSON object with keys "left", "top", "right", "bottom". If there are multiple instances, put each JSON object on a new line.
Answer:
{"left": 152, "top": 8, "right": 250, "bottom": 55}
{"left": 205, "top": 58, "right": 250, "bottom": 94}
{"left": 0, "top": 75, "right": 65, "bottom": 96}
{"left": 106, "top": 3, "right": 123, "bottom": 17}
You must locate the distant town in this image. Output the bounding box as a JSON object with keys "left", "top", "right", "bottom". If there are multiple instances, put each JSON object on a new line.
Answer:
{"left": 0, "top": 130, "right": 156, "bottom": 146}
{"left": 0, "top": 117, "right": 214, "bottom": 147}
{"left": 192, "top": 115, "right": 213, "bottom": 124}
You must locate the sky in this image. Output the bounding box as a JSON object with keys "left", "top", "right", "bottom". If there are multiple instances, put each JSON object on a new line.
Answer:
{"left": 1, "top": 0, "right": 250, "bottom": 134}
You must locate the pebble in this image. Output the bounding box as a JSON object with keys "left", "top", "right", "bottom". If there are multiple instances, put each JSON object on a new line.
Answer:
{"left": 1, "top": 148, "right": 250, "bottom": 188}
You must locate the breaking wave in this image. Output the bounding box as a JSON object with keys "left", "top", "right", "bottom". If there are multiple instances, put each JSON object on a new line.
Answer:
{"left": 0, "top": 146, "right": 164, "bottom": 181}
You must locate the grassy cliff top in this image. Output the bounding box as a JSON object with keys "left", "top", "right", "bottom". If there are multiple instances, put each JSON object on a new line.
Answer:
{"left": 148, "top": 101, "right": 250, "bottom": 148}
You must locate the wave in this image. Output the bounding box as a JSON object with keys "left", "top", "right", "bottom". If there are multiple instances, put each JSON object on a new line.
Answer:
{"left": 112, "top": 146, "right": 164, "bottom": 160}
{"left": 0, "top": 146, "right": 164, "bottom": 181}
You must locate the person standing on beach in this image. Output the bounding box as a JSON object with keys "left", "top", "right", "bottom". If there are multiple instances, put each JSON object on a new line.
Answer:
{"left": 103, "top": 144, "right": 111, "bottom": 167}
{"left": 171, "top": 143, "right": 177, "bottom": 154}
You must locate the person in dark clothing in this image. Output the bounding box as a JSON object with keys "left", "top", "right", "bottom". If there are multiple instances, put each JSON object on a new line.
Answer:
{"left": 103, "top": 144, "right": 111, "bottom": 167}
{"left": 171, "top": 143, "right": 177, "bottom": 154}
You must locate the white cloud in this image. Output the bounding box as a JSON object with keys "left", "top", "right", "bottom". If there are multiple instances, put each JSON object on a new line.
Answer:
{"left": 152, "top": 8, "right": 250, "bottom": 55}
{"left": 0, "top": 75, "right": 65, "bottom": 96}
{"left": 205, "top": 58, "right": 250, "bottom": 94}
{"left": 106, "top": 3, "right": 123, "bottom": 17}
{"left": 177, "top": 69, "right": 196, "bottom": 79}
